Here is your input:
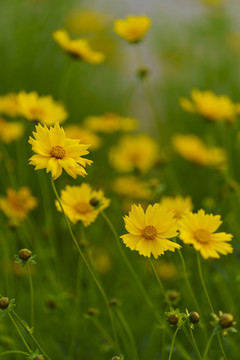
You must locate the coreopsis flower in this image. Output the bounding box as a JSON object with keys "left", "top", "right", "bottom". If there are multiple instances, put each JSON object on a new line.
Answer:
{"left": 159, "top": 196, "right": 193, "bottom": 220}
{"left": 172, "top": 134, "right": 226, "bottom": 168}
{"left": 84, "top": 113, "right": 138, "bottom": 133}
{"left": 114, "top": 15, "right": 152, "bottom": 43}
{"left": 0, "top": 187, "right": 38, "bottom": 221}
{"left": 17, "top": 91, "right": 68, "bottom": 126}
{"left": 179, "top": 89, "right": 236, "bottom": 123}
{"left": 65, "top": 125, "right": 101, "bottom": 151}
{"left": 178, "top": 209, "right": 233, "bottom": 259}
{"left": 28, "top": 123, "right": 92, "bottom": 180}
{"left": 109, "top": 134, "right": 159, "bottom": 173}
{"left": 0, "top": 118, "right": 24, "bottom": 143}
{"left": 121, "top": 204, "right": 180, "bottom": 258}
{"left": 0, "top": 93, "right": 19, "bottom": 117}
{"left": 53, "top": 29, "right": 105, "bottom": 64}
{"left": 112, "top": 176, "right": 152, "bottom": 200}
{"left": 55, "top": 183, "right": 110, "bottom": 226}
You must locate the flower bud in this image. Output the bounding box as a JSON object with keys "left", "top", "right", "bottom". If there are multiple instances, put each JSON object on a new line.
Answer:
{"left": 167, "top": 314, "right": 179, "bottom": 325}
{"left": 219, "top": 313, "right": 234, "bottom": 329}
{"left": 90, "top": 197, "right": 99, "bottom": 207}
{"left": 137, "top": 67, "right": 149, "bottom": 80}
{"left": 167, "top": 291, "right": 180, "bottom": 302}
{"left": 108, "top": 298, "right": 118, "bottom": 307}
{"left": 18, "top": 248, "right": 32, "bottom": 261}
{"left": 0, "top": 297, "right": 10, "bottom": 309}
{"left": 112, "top": 357, "right": 120, "bottom": 360}
{"left": 34, "top": 356, "right": 44, "bottom": 360}
{"left": 189, "top": 312, "right": 200, "bottom": 324}
{"left": 87, "top": 307, "right": 98, "bottom": 316}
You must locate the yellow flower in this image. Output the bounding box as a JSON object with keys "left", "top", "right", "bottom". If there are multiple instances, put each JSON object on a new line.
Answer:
{"left": 172, "top": 134, "right": 226, "bottom": 168}
{"left": 109, "top": 134, "right": 159, "bottom": 173}
{"left": 0, "top": 187, "right": 38, "bottom": 221}
{"left": 65, "top": 125, "right": 101, "bottom": 151}
{"left": 0, "top": 118, "right": 24, "bottom": 143}
{"left": 0, "top": 93, "right": 19, "bottom": 117}
{"left": 179, "top": 209, "right": 233, "bottom": 259}
{"left": 84, "top": 113, "right": 138, "bottom": 133}
{"left": 121, "top": 204, "right": 180, "bottom": 258}
{"left": 28, "top": 123, "right": 92, "bottom": 180}
{"left": 179, "top": 89, "right": 236, "bottom": 123}
{"left": 53, "top": 29, "right": 105, "bottom": 64}
{"left": 56, "top": 183, "right": 110, "bottom": 226}
{"left": 114, "top": 15, "right": 152, "bottom": 43}
{"left": 112, "top": 176, "right": 152, "bottom": 200}
{"left": 65, "top": 8, "right": 108, "bottom": 35}
{"left": 159, "top": 196, "right": 193, "bottom": 220}
{"left": 17, "top": 91, "right": 68, "bottom": 126}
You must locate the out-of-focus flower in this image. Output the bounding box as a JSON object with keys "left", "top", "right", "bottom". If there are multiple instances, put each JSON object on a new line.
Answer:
{"left": 17, "top": 91, "right": 68, "bottom": 126}
{"left": 0, "top": 93, "right": 19, "bottom": 117}
{"left": 156, "top": 261, "right": 178, "bottom": 280}
{"left": 84, "top": 113, "right": 138, "bottom": 133}
{"left": 179, "top": 89, "right": 236, "bottom": 123}
{"left": 121, "top": 203, "right": 180, "bottom": 258}
{"left": 0, "top": 118, "right": 24, "bottom": 143}
{"left": 65, "top": 8, "right": 109, "bottom": 35}
{"left": 112, "top": 176, "right": 152, "bottom": 200}
{"left": 159, "top": 196, "right": 193, "bottom": 220}
{"left": 179, "top": 209, "right": 233, "bottom": 259}
{"left": 172, "top": 134, "right": 227, "bottom": 169}
{"left": 114, "top": 15, "right": 152, "bottom": 43}
{"left": 0, "top": 187, "right": 38, "bottom": 221}
{"left": 65, "top": 125, "right": 101, "bottom": 151}
{"left": 56, "top": 183, "right": 110, "bottom": 226}
{"left": 92, "top": 249, "right": 112, "bottom": 274}
{"left": 109, "top": 134, "right": 159, "bottom": 173}
{"left": 28, "top": 123, "right": 92, "bottom": 180}
{"left": 53, "top": 29, "right": 105, "bottom": 64}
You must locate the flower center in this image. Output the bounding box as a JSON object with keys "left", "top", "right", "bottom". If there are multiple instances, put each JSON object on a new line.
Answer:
{"left": 30, "top": 107, "right": 45, "bottom": 120}
{"left": 74, "top": 201, "right": 91, "bottom": 214}
{"left": 195, "top": 229, "right": 211, "bottom": 243}
{"left": 50, "top": 146, "right": 65, "bottom": 159}
{"left": 143, "top": 225, "right": 157, "bottom": 240}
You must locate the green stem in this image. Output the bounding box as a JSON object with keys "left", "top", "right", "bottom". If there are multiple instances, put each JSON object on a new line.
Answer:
{"left": 8, "top": 312, "right": 31, "bottom": 353}
{"left": 189, "top": 328, "right": 203, "bottom": 360}
{"left": 149, "top": 258, "right": 171, "bottom": 307}
{"left": 50, "top": 177, "right": 120, "bottom": 353}
{"left": 27, "top": 263, "right": 34, "bottom": 329}
{"left": 203, "top": 331, "right": 215, "bottom": 360}
{"left": 0, "top": 350, "right": 29, "bottom": 357}
{"left": 168, "top": 327, "right": 179, "bottom": 360}
{"left": 90, "top": 316, "right": 114, "bottom": 346}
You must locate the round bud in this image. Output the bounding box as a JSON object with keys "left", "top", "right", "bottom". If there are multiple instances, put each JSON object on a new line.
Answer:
{"left": 219, "top": 313, "right": 234, "bottom": 329}
{"left": 108, "top": 298, "right": 118, "bottom": 307}
{"left": 34, "top": 356, "right": 44, "bottom": 360}
{"left": 167, "top": 291, "right": 179, "bottom": 302}
{"left": 167, "top": 314, "right": 179, "bottom": 325}
{"left": 189, "top": 312, "right": 200, "bottom": 324}
{"left": 90, "top": 197, "right": 99, "bottom": 207}
{"left": 46, "top": 300, "right": 57, "bottom": 309}
{"left": 137, "top": 67, "right": 149, "bottom": 79}
{"left": 87, "top": 307, "right": 98, "bottom": 316}
{"left": 0, "top": 297, "right": 10, "bottom": 310}
{"left": 112, "top": 357, "right": 120, "bottom": 360}
{"left": 18, "top": 249, "right": 32, "bottom": 261}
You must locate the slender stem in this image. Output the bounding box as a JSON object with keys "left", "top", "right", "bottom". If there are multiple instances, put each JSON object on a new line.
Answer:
{"left": 189, "top": 328, "right": 203, "bottom": 360}
{"left": 50, "top": 178, "right": 120, "bottom": 353}
{"left": 203, "top": 331, "right": 215, "bottom": 360}
{"left": 90, "top": 317, "right": 114, "bottom": 346}
{"left": 168, "top": 327, "right": 179, "bottom": 360}
{"left": 149, "top": 258, "right": 171, "bottom": 307}
{"left": 27, "top": 263, "right": 34, "bottom": 329}
{"left": 8, "top": 312, "right": 31, "bottom": 353}
{"left": 0, "top": 350, "right": 29, "bottom": 357}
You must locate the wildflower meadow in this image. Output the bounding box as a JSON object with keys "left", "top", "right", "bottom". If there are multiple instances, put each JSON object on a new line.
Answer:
{"left": 1, "top": 0, "right": 240, "bottom": 359}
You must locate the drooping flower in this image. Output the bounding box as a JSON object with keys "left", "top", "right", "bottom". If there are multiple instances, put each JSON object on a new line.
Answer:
{"left": 0, "top": 93, "right": 19, "bottom": 117}
{"left": 55, "top": 183, "right": 110, "bottom": 226}
{"left": 0, "top": 118, "right": 24, "bottom": 143}
{"left": 109, "top": 134, "right": 159, "bottom": 173}
{"left": 178, "top": 209, "right": 233, "bottom": 259}
{"left": 17, "top": 91, "right": 68, "bottom": 126}
{"left": 179, "top": 89, "right": 236, "bottom": 123}
{"left": 159, "top": 196, "right": 193, "bottom": 220}
{"left": 84, "top": 113, "right": 138, "bottom": 133}
{"left": 112, "top": 176, "right": 152, "bottom": 200}
{"left": 121, "top": 204, "right": 180, "bottom": 258}
{"left": 28, "top": 123, "right": 92, "bottom": 180}
{"left": 53, "top": 29, "right": 105, "bottom": 64}
{"left": 65, "top": 125, "right": 101, "bottom": 151}
{"left": 114, "top": 15, "right": 152, "bottom": 43}
{"left": 0, "top": 187, "right": 38, "bottom": 221}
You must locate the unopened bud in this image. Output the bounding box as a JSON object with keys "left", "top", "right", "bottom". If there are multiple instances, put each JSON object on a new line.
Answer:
{"left": 90, "top": 197, "right": 99, "bottom": 207}
{"left": 219, "top": 313, "right": 234, "bottom": 329}
{"left": 108, "top": 298, "right": 118, "bottom": 307}
{"left": 87, "top": 307, "right": 98, "bottom": 316}
{"left": 167, "top": 291, "right": 180, "bottom": 302}
{"left": 18, "top": 248, "right": 32, "bottom": 261}
{"left": 0, "top": 297, "right": 9, "bottom": 310}
{"left": 189, "top": 312, "right": 200, "bottom": 324}
{"left": 167, "top": 314, "right": 179, "bottom": 325}
{"left": 34, "top": 356, "right": 44, "bottom": 360}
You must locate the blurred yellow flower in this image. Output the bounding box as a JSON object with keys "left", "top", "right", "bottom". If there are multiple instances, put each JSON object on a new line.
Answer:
{"left": 28, "top": 123, "right": 92, "bottom": 180}
{"left": 65, "top": 125, "right": 101, "bottom": 151}
{"left": 112, "top": 176, "right": 152, "bottom": 200}
{"left": 84, "top": 113, "right": 138, "bottom": 133}
{"left": 179, "top": 209, "right": 233, "bottom": 259}
{"left": 65, "top": 8, "right": 109, "bottom": 35}
{"left": 109, "top": 134, "right": 159, "bottom": 173}
{"left": 121, "top": 204, "right": 180, "bottom": 258}
{"left": 53, "top": 29, "right": 105, "bottom": 64}
{"left": 0, "top": 118, "right": 24, "bottom": 143}
{"left": 179, "top": 89, "right": 236, "bottom": 123}
{"left": 92, "top": 249, "right": 112, "bottom": 274}
{"left": 0, "top": 93, "right": 19, "bottom": 117}
{"left": 159, "top": 196, "right": 193, "bottom": 220}
{"left": 0, "top": 187, "right": 38, "bottom": 221}
{"left": 156, "top": 261, "right": 178, "bottom": 281}
{"left": 172, "top": 134, "right": 227, "bottom": 168}
{"left": 18, "top": 91, "right": 68, "bottom": 126}
{"left": 114, "top": 15, "right": 152, "bottom": 43}
{"left": 56, "top": 183, "right": 110, "bottom": 226}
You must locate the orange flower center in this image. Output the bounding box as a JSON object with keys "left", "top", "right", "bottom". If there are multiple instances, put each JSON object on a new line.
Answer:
{"left": 50, "top": 146, "right": 65, "bottom": 159}
{"left": 143, "top": 225, "right": 157, "bottom": 240}
{"left": 195, "top": 229, "right": 211, "bottom": 243}
{"left": 30, "top": 107, "right": 45, "bottom": 120}
{"left": 74, "top": 201, "right": 91, "bottom": 214}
